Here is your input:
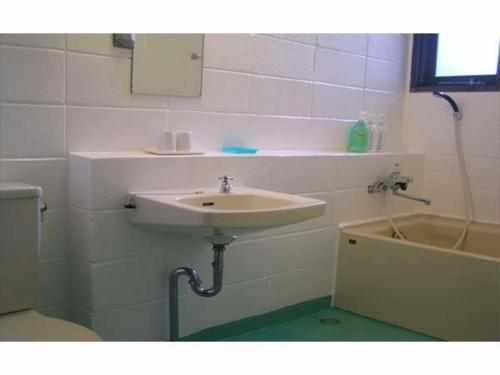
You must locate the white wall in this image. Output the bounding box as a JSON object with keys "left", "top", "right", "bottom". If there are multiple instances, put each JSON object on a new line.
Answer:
{"left": 68, "top": 151, "right": 423, "bottom": 340}
{"left": 0, "top": 33, "right": 412, "bottom": 338}
{"left": 403, "top": 39, "right": 500, "bottom": 223}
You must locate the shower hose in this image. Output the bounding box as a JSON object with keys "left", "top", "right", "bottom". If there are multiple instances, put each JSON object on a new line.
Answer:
{"left": 385, "top": 116, "right": 474, "bottom": 250}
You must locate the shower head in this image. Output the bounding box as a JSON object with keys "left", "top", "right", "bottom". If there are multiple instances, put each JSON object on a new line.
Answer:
{"left": 432, "top": 91, "right": 462, "bottom": 118}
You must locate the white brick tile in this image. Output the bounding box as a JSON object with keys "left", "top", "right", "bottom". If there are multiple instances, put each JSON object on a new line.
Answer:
{"left": 190, "top": 238, "right": 272, "bottom": 286}
{"left": 314, "top": 48, "right": 366, "bottom": 87}
{"left": 365, "top": 58, "right": 404, "bottom": 93}
{"left": 404, "top": 92, "right": 456, "bottom": 127}
{"left": 420, "top": 185, "right": 500, "bottom": 222}
{"left": 267, "top": 229, "right": 336, "bottom": 273}
{"left": 203, "top": 34, "right": 250, "bottom": 72}
{"left": 169, "top": 69, "right": 249, "bottom": 113}
{"left": 247, "top": 116, "right": 311, "bottom": 150}
{"left": 67, "top": 107, "right": 167, "bottom": 152}
{"left": 248, "top": 76, "right": 313, "bottom": 116}
{"left": 317, "top": 34, "right": 368, "bottom": 55}
{"left": 268, "top": 156, "right": 336, "bottom": 193}
{"left": 309, "top": 119, "right": 351, "bottom": 151}
{"left": 251, "top": 35, "right": 314, "bottom": 80}
{"left": 265, "top": 34, "right": 316, "bottom": 45}
{"left": 168, "top": 110, "right": 249, "bottom": 151}
{"left": 89, "top": 254, "right": 179, "bottom": 311}
{"left": 470, "top": 190, "right": 500, "bottom": 222}
{"left": 461, "top": 126, "right": 500, "bottom": 158}
{"left": 333, "top": 188, "right": 384, "bottom": 223}
{"left": 0, "top": 104, "right": 65, "bottom": 157}
{"left": 312, "top": 83, "right": 363, "bottom": 119}
{"left": 69, "top": 257, "right": 92, "bottom": 310}
{"left": 336, "top": 154, "right": 392, "bottom": 190}
{"left": 406, "top": 123, "right": 455, "bottom": 156}
{"left": 66, "top": 34, "right": 131, "bottom": 57}
{"left": 424, "top": 155, "right": 500, "bottom": 192}
{"left": 0, "top": 46, "right": 65, "bottom": 104}
{"left": 91, "top": 300, "right": 166, "bottom": 341}
{"left": 452, "top": 92, "right": 500, "bottom": 126}
{"left": 266, "top": 263, "right": 333, "bottom": 312}
{"left": 368, "top": 34, "right": 408, "bottom": 63}
{"left": 70, "top": 208, "right": 196, "bottom": 263}
{"left": 364, "top": 90, "right": 404, "bottom": 131}
{"left": 88, "top": 157, "right": 208, "bottom": 209}
{"left": 40, "top": 209, "right": 67, "bottom": 260}
{"left": 68, "top": 154, "right": 92, "bottom": 210}
{"left": 179, "top": 277, "right": 274, "bottom": 336}
{"left": 66, "top": 53, "right": 167, "bottom": 108}
{"left": 0, "top": 34, "right": 65, "bottom": 49}
{"left": 194, "top": 155, "right": 274, "bottom": 191}
{"left": 37, "top": 258, "right": 69, "bottom": 309}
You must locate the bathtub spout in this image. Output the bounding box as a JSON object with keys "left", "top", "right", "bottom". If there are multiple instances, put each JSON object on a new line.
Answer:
{"left": 392, "top": 190, "right": 431, "bottom": 205}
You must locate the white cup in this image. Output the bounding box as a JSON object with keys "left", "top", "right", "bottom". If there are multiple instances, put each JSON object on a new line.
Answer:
{"left": 156, "top": 131, "right": 176, "bottom": 152}
{"left": 176, "top": 132, "right": 191, "bottom": 152}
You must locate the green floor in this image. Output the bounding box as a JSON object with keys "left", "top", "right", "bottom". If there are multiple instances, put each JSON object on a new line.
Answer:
{"left": 225, "top": 307, "right": 437, "bottom": 341}
{"left": 183, "top": 297, "right": 439, "bottom": 341}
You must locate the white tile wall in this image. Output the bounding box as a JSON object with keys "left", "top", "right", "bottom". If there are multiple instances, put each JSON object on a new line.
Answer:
{"left": 67, "top": 107, "right": 167, "bottom": 152}
{"left": 0, "top": 33, "right": 412, "bottom": 338}
{"left": 68, "top": 152, "right": 423, "bottom": 340}
{"left": 250, "top": 35, "right": 315, "bottom": 80}
{"left": 203, "top": 34, "right": 251, "bottom": 72}
{"left": 404, "top": 83, "right": 500, "bottom": 223}
{"left": 312, "top": 83, "right": 364, "bottom": 119}
{"left": 314, "top": 48, "right": 366, "bottom": 87}
{"left": 0, "top": 46, "right": 65, "bottom": 104}
{"left": 0, "top": 32, "right": 410, "bottom": 155}
{"left": 66, "top": 54, "right": 166, "bottom": 109}
{"left": 248, "top": 75, "right": 313, "bottom": 117}
{"left": 0, "top": 104, "right": 66, "bottom": 157}
{"left": 317, "top": 34, "right": 368, "bottom": 55}
{"left": 368, "top": 34, "right": 407, "bottom": 64}
{"left": 0, "top": 34, "right": 66, "bottom": 50}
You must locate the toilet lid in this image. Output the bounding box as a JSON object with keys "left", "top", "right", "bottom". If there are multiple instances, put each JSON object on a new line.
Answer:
{"left": 0, "top": 310, "right": 101, "bottom": 341}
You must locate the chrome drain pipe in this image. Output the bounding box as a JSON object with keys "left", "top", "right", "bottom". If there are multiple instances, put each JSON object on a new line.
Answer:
{"left": 169, "top": 243, "right": 227, "bottom": 341}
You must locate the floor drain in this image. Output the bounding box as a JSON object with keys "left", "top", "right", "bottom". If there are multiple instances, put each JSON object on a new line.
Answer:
{"left": 319, "top": 318, "right": 341, "bottom": 326}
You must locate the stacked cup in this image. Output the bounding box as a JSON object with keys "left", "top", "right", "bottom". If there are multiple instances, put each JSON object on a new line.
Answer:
{"left": 155, "top": 131, "right": 191, "bottom": 153}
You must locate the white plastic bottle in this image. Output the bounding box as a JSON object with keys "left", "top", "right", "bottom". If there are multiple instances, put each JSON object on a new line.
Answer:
{"left": 367, "top": 113, "right": 379, "bottom": 152}
{"left": 375, "top": 115, "right": 386, "bottom": 152}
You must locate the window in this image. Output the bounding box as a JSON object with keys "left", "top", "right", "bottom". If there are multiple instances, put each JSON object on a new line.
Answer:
{"left": 410, "top": 34, "right": 500, "bottom": 92}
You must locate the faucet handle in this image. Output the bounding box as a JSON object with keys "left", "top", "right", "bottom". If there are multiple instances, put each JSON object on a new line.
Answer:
{"left": 218, "top": 175, "right": 234, "bottom": 181}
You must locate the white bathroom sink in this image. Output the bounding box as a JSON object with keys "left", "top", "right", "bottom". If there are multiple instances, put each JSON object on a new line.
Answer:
{"left": 128, "top": 188, "right": 326, "bottom": 244}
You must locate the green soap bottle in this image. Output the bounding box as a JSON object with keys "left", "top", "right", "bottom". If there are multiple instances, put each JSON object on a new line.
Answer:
{"left": 347, "top": 112, "right": 370, "bottom": 152}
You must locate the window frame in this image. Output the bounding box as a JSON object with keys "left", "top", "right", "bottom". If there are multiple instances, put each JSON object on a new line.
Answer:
{"left": 410, "top": 34, "right": 500, "bottom": 92}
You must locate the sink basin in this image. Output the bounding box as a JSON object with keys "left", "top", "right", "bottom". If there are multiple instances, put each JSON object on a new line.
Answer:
{"left": 128, "top": 187, "right": 326, "bottom": 244}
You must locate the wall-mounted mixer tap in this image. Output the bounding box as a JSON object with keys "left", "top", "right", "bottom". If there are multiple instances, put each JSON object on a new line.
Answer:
{"left": 368, "top": 164, "right": 431, "bottom": 206}
{"left": 218, "top": 175, "right": 234, "bottom": 194}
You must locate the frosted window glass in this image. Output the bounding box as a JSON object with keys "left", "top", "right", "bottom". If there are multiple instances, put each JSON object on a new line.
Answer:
{"left": 436, "top": 34, "right": 500, "bottom": 77}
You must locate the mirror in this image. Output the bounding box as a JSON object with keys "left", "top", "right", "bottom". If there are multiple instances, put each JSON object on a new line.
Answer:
{"left": 118, "top": 34, "right": 204, "bottom": 97}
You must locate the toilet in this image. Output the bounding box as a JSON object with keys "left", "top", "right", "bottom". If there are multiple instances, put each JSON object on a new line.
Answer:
{"left": 0, "top": 182, "right": 100, "bottom": 341}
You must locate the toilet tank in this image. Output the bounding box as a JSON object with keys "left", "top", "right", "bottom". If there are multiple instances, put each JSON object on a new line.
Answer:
{"left": 0, "top": 182, "right": 43, "bottom": 314}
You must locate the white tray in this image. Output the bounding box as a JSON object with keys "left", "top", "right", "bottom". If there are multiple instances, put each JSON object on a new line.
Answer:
{"left": 144, "top": 148, "right": 205, "bottom": 156}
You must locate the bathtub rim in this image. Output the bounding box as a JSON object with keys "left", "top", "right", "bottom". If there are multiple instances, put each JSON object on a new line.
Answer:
{"left": 339, "top": 212, "right": 500, "bottom": 264}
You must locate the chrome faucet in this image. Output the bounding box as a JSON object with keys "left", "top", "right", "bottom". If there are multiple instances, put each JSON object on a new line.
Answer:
{"left": 218, "top": 175, "right": 234, "bottom": 194}
{"left": 368, "top": 164, "right": 431, "bottom": 205}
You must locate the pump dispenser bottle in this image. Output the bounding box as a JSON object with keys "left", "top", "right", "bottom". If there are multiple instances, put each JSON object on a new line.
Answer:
{"left": 347, "top": 111, "right": 370, "bottom": 153}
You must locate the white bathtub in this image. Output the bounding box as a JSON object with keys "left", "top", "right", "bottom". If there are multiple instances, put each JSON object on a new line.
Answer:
{"left": 335, "top": 214, "right": 500, "bottom": 341}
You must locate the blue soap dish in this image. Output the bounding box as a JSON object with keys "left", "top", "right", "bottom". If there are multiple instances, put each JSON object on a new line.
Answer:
{"left": 221, "top": 147, "right": 258, "bottom": 154}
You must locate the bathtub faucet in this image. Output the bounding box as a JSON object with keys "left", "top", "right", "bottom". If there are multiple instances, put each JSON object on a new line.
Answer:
{"left": 368, "top": 164, "right": 431, "bottom": 206}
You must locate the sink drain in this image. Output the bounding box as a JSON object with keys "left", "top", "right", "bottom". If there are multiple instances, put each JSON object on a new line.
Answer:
{"left": 319, "top": 318, "right": 341, "bottom": 326}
